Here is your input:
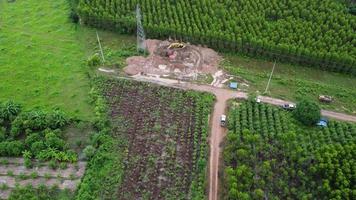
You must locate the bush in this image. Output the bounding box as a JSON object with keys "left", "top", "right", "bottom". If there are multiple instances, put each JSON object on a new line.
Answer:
{"left": 70, "top": 9, "right": 79, "bottom": 23}
{"left": 294, "top": 99, "right": 321, "bottom": 126}
{"left": 47, "top": 110, "right": 69, "bottom": 129}
{"left": 44, "top": 131, "right": 66, "bottom": 151}
{"left": 23, "top": 150, "right": 32, "bottom": 168}
{"left": 0, "top": 128, "right": 6, "bottom": 142}
{"left": 49, "top": 159, "right": 58, "bottom": 170}
{"left": 83, "top": 145, "right": 96, "bottom": 160}
{"left": 10, "top": 110, "right": 48, "bottom": 135}
{"left": 0, "top": 101, "right": 21, "bottom": 122}
{"left": 87, "top": 53, "right": 101, "bottom": 67}
{"left": 0, "top": 141, "right": 24, "bottom": 156}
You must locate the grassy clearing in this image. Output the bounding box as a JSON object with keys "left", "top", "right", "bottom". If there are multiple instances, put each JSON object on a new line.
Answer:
{"left": 0, "top": 0, "right": 135, "bottom": 121}
{"left": 0, "top": 0, "right": 94, "bottom": 120}
{"left": 223, "top": 55, "right": 356, "bottom": 114}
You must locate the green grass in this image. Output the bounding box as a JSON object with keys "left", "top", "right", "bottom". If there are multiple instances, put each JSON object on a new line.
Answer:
{"left": 0, "top": 0, "right": 92, "bottom": 120}
{"left": 223, "top": 55, "right": 356, "bottom": 114}
{"left": 0, "top": 0, "right": 136, "bottom": 120}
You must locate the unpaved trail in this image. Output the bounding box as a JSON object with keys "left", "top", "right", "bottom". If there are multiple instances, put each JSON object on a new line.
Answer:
{"left": 100, "top": 72, "right": 356, "bottom": 200}
{"left": 259, "top": 96, "right": 356, "bottom": 123}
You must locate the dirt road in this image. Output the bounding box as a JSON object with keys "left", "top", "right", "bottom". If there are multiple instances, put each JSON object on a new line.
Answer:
{"left": 259, "top": 96, "right": 356, "bottom": 123}
{"left": 104, "top": 73, "right": 356, "bottom": 200}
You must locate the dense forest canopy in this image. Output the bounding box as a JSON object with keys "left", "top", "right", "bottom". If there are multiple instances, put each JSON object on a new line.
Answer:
{"left": 223, "top": 101, "right": 356, "bottom": 199}
{"left": 76, "top": 0, "right": 356, "bottom": 74}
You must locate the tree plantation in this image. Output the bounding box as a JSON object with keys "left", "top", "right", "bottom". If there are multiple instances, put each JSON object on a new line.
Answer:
{"left": 223, "top": 101, "right": 356, "bottom": 199}
{"left": 76, "top": 0, "right": 356, "bottom": 74}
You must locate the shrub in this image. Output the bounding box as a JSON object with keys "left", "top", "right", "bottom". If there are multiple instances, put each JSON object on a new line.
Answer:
{"left": 44, "top": 131, "right": 66, "bottom": 151}
{"left": 83, "top": 145, "right": 96, "bottom": 160}
{"left": 87, "top": 53, "right": 101, "bottom": 67}
{"left": 70, "top": 9, "right": 79, "bottom": 23}
{"left": 30, "top": 172, "right": 38, "bottom": 179}
{"left": 0, "top": 141, "right": 24, "bottom": 156}
{"left": 10, "top": 110, "right": 48, "bottom": 136}
{"left": 47, "top": 110, "right": 69, "bottom": 129}
{"left": 59, "top": 162, "right": 68, "bottom": 170}
{"left": 0, "top": 101, "right": 21, "bottom": 122}
{"left": 0, "top": 128, "right": 6, "bottom": 142}
{"left": 294, "top": 99, "right": 321, "bottom": 126}
{"left": 49, "top": 159, "right": 58, "bottom": 170}
{"left": 23, "top": 150, "right": 32, "bottom": 168}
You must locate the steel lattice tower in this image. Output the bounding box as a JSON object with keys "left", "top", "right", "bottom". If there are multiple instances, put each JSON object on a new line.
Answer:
{"left": 136, "top": 4, "right": 146, "bottom": 52}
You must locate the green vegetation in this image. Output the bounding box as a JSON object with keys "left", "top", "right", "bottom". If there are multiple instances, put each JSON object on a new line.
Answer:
{"left": 0, "top": 100, "right": 77, "bottom": 163}
{"left": 76, "top": 0, "right": 355, "bottom": 74}
{"left": 223, "top": 101, "right": 356, "bottom": 199}
{"left": 0, "top": 0, "right": 93, "bottom": 120}
{"left": 9, "top": 185, "right": 73, "bottom": 200}
{"left": 223, "top": 57, "right": 356, "bottom": 114}
{"left": 295, "top": 99, "right": 321, "bottom": 126}
{"left": 77, "top": 77, "right": 214, "bottom": 199}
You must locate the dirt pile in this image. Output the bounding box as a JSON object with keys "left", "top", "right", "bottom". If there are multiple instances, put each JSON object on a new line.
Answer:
{"left": 124, "top": 39, "right": 221, "bottom": 80}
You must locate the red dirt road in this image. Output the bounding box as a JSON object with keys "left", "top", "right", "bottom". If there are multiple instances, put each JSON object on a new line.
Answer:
{"left": 104, "top": 73, "right": 356, "bottom": 200}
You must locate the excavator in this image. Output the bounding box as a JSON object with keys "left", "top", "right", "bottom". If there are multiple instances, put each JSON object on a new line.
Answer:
{"left": 168, "top": 42, "right": 185, "bottom": 49}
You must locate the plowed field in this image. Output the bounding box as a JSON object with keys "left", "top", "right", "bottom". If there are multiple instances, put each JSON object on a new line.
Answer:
{"left": 101, "top": 79, "right": 214, "bottom": 199}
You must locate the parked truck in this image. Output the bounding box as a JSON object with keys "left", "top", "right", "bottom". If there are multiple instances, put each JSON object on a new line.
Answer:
{"left": 220, "top": 115, "right": 226, "bottom": 127}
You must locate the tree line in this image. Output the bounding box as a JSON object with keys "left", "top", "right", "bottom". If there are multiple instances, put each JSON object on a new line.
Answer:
{"left": 74, "top": 0, "right": 356, "bottom": 75}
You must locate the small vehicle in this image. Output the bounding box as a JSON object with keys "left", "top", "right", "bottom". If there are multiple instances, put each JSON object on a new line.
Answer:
{"left": 281, "top": 104, "right": 296, "bottom": 110}
{"left": 255, "top": 97, "right": 261, "bottom": 103}
{"left": 220, "top": 115, "right": 226, "bottom": 127}
{"left": 319, "top": 95, "right": 333, "bottom": 103}
{"left": 317, "top": 118, "right": 328, "bottom": 127}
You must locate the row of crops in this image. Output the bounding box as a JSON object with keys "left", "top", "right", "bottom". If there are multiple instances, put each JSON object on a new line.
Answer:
{"left": 75, "top": 0, "right": 356, "bottom": 75}
{"left": 223, "top": 101, "right": 356, "bottom": 200}
{"left": 77, "top": 77, "right": 214, "bottom": 199}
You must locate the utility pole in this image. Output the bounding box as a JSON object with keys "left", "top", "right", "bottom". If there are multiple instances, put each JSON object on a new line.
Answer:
{"left": 264, "top": 61, "right": 276, "bottom": 94}
{"left": 136, "top": 4, "right": 146, "bottom": 52}
{"left": 96, "top": 30, "right": 105, "bottom": 63}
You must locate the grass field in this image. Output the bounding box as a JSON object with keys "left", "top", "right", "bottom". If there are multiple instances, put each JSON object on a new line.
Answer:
{"left": 223, "top": 55, "right": 356, "bottom": 114}
{"left": 0, "top": 0, "right": 136, "bottom": 120}
{"left": 0, "top": 0, "right": 94, "bottom": 119}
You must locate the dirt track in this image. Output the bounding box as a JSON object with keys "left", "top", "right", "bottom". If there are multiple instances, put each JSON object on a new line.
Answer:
{"left": 100, "top": 72, "right": 356, "bottom": 200}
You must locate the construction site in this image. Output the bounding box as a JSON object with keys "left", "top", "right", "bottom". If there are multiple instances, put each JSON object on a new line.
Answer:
{"left": 124, "top": 39, "right": 233, "bottom": 86}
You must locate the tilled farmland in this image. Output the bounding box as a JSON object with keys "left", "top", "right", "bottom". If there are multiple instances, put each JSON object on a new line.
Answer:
{"left": 101, "top": 79, "right": 214, "bottom": 200}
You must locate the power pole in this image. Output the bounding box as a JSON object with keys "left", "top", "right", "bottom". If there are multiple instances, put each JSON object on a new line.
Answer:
{"left": 264, "top": 61, "right": 276, "bottom": 94}
{"left": 96, "top": 30, "right": 105, "bottom": 63}
{"left": 136, "top": 4, "right": 146, "bottom": 52}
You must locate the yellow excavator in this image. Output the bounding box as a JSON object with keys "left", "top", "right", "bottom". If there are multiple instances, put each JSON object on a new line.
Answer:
{"left": 168, "top": 42, "right": 185, "bottom": 49}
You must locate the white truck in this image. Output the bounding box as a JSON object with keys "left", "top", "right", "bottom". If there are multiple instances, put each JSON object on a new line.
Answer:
{"left": 220, "top": 115, "right": 226, "bottom": 127}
